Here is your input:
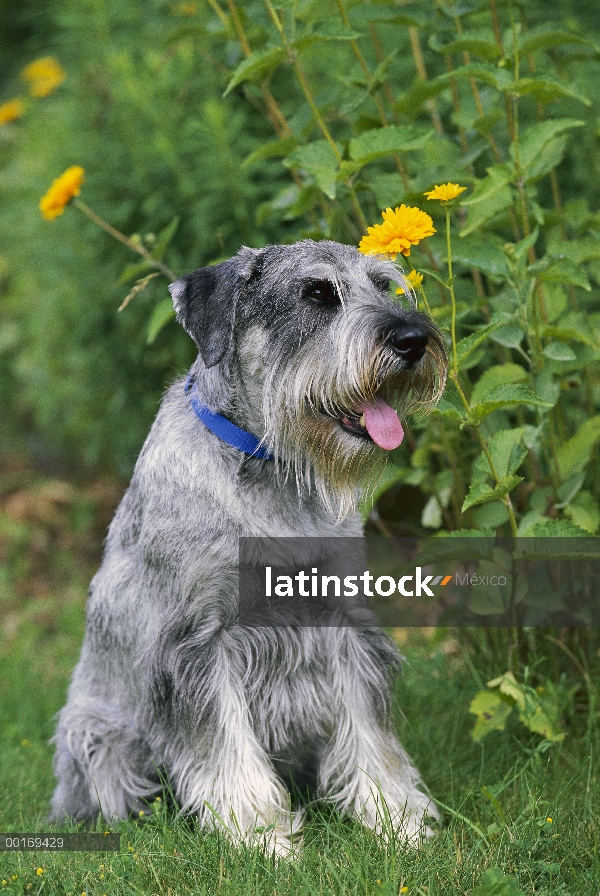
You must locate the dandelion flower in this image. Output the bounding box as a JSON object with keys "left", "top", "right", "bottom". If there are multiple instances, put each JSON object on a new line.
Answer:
{"left": 546, "top": 816, "right": 553, "bottom": 823}
{"left": 396, "top": 270, "right": 423, "bottom": 294}
{"left": 424, "top": 182, "right": 467, "bottom": 202}
{"left": 39, "top": 166, "right": 85, "bottom": 220}
{"left": 359, "top": 205, "right": 436, "bottom": 260}
{"left": 21, "top": 56, "right": 66, "bottom": 98}
{"left": 36, "top": 869, "right": 44, "bottom": 876}
{"left": 0, "top": 99, "right": 25, "bottom": 126}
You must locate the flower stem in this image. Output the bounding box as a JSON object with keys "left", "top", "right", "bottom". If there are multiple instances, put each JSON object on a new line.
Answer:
{"left": 445, "top": 205, "right": 458, "bottom": 376}
{"left": 73, "top": 199, "right": 176, "bottom": 281}
{"left": 450, "top": 371, "right": 519, "bottom": 539}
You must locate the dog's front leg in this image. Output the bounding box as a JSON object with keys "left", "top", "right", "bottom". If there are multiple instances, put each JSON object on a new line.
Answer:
{"left": 155, "top": 628, "right": 301, "bottom": 856}
{"left": 318, "top": 629, "right": 436, "bottom": 844}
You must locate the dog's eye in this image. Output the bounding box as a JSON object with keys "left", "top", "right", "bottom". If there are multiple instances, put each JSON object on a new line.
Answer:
{"left": 303, "top": 281, "right": 340, "bottom": 306}
{"left": 371, "top": 276, "right": 391, "bottom": 293}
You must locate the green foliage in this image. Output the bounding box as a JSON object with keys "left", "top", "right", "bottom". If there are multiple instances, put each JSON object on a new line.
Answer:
{"left": 470, "top": 671, "right": 565, "bottom": 744}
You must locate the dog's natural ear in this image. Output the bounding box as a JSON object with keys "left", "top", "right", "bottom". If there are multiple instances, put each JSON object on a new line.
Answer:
{"left": 169, "top": 247, "right": 263, "bottom": 368}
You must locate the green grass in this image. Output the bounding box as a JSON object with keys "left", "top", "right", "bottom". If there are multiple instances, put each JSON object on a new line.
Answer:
{"left": 1, "top": 590, "right": 598, "bottom": 896}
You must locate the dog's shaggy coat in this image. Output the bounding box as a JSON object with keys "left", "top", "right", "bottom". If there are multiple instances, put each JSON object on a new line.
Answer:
{"left": 50, "top": 240, "right": 447, "bottom": 854}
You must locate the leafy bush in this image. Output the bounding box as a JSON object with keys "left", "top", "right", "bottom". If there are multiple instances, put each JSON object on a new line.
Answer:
{"left": 2, "top": 0, "right": 599, "bottom": 538}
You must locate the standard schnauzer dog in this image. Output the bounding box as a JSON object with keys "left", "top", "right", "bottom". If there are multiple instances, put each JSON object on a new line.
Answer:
{"left": 50, "top": 240, "right": 447, "bottom": 854}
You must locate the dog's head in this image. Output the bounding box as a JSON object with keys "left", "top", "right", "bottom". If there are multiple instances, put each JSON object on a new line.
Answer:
{"left": 170, "top": 240, "right": 447, "bottom": 516}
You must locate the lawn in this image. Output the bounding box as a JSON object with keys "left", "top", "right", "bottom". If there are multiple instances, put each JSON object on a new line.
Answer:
{"left": 0, "top": 468, "right": 598, "bottom": 896}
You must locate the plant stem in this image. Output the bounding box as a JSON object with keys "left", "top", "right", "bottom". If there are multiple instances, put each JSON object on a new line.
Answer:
{"left": 262, "top": 0, "right": 369, "bottom": 232}
{"left": 445, "top": 206, "right": 458, "bottom": 376}
{"left": 73, "top": 200, "right": 176, "bottom": 281}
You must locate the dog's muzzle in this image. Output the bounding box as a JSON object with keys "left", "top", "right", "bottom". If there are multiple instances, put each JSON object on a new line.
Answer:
{"left": 387, "top": 323, "right": 429, "bottom": 368}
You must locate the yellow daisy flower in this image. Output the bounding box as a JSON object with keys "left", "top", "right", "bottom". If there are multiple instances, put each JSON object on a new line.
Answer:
{"left": 21, "top": 56, "right": 66, "bottom": 98}
{"left": 39, "top": 166, "right": 85, "bottom": 220}
{"left": 0, "top": 99, "right": 25, "bottom": 126}
{"left": 423, "top": 182, "right": 467, "bottom": 202}
{"left": 358, "top": 205, "right": 436, "bottom": 260}
{"left": 396, "top": 270, "right": 423, "bottom": 294}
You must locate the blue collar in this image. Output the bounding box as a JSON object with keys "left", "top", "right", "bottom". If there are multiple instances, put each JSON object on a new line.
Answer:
{"left": 185, "top": 374, "right": 275, "bottom": 461}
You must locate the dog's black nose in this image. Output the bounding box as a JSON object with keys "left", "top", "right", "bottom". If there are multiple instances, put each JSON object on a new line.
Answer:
{"left": 388, "top": 325, "right": 429, "bottom": 366}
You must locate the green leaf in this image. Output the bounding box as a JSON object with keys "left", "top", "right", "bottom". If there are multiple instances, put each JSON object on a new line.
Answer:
{"left": 509, "top": 226, "right": 539, "bottom": 262}
{"left": 243, "top": 137, "right": 298, "bottom": 168}
{"left": 517, "top": 699, "right": 565, "bottom": 742}
{"left": 223, "top": 47, "right": 287, "bottom": 96}
{"left": 490, "top": 324, "right": 525, "bottom": 349}
{"left": 348, "top": 5, "right": 431, "bottom": 28}
{"left": 455, "top": 321, "right": 502, "bottom": 369}
{"left": 462, "top": 164, "right": 512, "bottom": 205}
{"left": 514, "top": 118, "right": 584, "bottom": 178}
{"left": 557, "top": 415, "right": 600, "bottom": 478}
{"left": 554, "top": 471, "right": 586, "bottom": 509}
{"left": 120, "top": 260, "right": 157, "bottom": 285}
{"left": 506, "top": 77, "right": 591, "bottom": 106}
{"left": 416, "top": 266, "right": 448, "bottom": 289}
{"left": 368, "top": 173, "right": 406, "bottom": 209}
{"left": 447, "top": 63, "right": 513, "bottom": 91}
{"left": 470, "top": 867, "right": 526, "bottom": 896}
{"left": 349, "top": 125, "right": 433, "bottom": 166}
{"left": 525, "top": 518, "right": 592, "bottom": 539}
{"left": 473, "top": 426, "right": 529, "bottom": 480}
{"left": 543, "top": 341, "right": 576, "bottom": 361}
{"left": 469, "top": 690, "right": 514, "bottom": 743}
{"left": 393, "top": 76, "right": 449, "bottom": 116}
{"left": 294, "top": 22, "right": 363, "bottom": 50}
{"left": 429, "top": 32, "right": 502, "bottom": 63}
{"left": 459, "top": 165, "right": 514, "bottom": 236}
{"left": 147, "top": 299, "right": 176, "bottom": 344}
{"left": 421, "top": 495, "right": 443, "bottom": 529}
{"left": 473, "top": 108, "right": 504, "bottom": 136}
{"left": 542, "top": 311, "right": 598, "bottom": 348}
{"left": 546, "top": 235, "right": 600, "bottom": 266}
{"left": 462, "top": 474, "right": 523, "bottom": 512}
{"left": 528, "top": 257, "right": 591, "bottom": 291}
{"left": 468, "top": 385, "right": 554, "bottom": 423}
{"left": 487, "top": 671, "right": 525, "bottom": 709}
{"left": 152, "top": 215, "right": 180, "bottom": 261}
{"left": 433, "top": 391, "right": 467, "bottom": 423}
{"left": 284, "top": 141, "right": 339, "bottom": 199}
{"left": 451, "top": 237, "right": 510, "bottom": 279}
{"left": 516, "top": 24, "right": 598, "bottom": 57}
{"left": 369, "top": 49, "right": 400, "bottom": 94}
{"left": 564, "top": 490, "right": 600, "bottom": 535}
{"left": 471, "top": 364, "right": 527, "bottom": 406}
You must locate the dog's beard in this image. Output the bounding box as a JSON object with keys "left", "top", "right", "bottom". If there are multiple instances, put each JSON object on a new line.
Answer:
{"left": 263, "top": 322, "right": 447, "bottom": 521}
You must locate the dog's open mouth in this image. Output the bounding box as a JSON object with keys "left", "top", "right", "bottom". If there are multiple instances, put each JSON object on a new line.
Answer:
{"left": 324, "top": 397, "right": 405, "bottom": 450}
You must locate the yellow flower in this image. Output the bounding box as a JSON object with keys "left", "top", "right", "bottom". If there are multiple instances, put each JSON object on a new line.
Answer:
{"left": 359, "top": 205, "right": 436, "bottom": 260}
{"left": 546, "top": 816, "right": 553, "bottom": 823}
{"left": 36, "top": 869, "right": 44, "bottom": 876}
{"left": 21, "top": 56, "right": 66, "bottom": 98}
{"left": 396, "top": 270, "right": 423, "bottom": 294}
{"left": 423, "top": 182, "right": 467, "bottom": 202}
{"left": 0, "top": 99, "right": 25, "bottom": 126}
{"left": 39, "top": 166, "right": 85, "bottom": 220}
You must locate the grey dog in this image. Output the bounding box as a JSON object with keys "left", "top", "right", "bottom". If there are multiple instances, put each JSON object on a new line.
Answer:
{"left": 50, "top": 240, "right": 447, "bottom": 854}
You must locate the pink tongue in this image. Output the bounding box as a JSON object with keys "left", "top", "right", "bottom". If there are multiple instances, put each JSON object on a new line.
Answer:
{"left": 359, "top": 398, "right": 404, "bottom": 450}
